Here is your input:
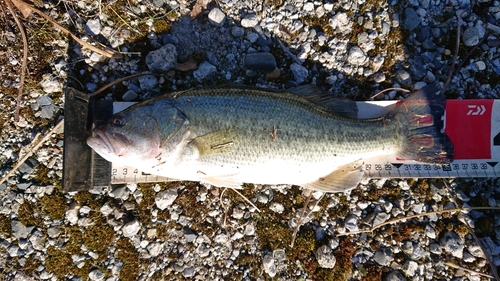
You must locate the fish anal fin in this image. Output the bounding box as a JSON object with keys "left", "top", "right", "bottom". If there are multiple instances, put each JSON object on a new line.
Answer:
{"left": 201, "top": 175, "right": 242, "bottom": 189}
{"left": 302, "top": 161, "right": 364, "bottom": 192}
{"left": 191, "top": 129, "right": 238, "bottom": 156}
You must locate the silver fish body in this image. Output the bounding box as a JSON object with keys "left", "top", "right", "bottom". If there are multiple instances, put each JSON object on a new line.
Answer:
{"left": 87, "top": 86, "right": 452, "bottom": 192}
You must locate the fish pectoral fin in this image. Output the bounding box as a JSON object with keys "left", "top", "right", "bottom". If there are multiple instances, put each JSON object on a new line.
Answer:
{"left": 201, "top": 175, "right": 243, "bottom": 189}
{"left": 302, "top": 161, "right": 364, "bottom": 192}
{"left": 191, "top": 129, "right": 238, "bottom": 156}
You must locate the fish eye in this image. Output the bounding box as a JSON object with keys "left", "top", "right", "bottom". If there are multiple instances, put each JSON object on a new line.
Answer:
{"left": 112, "top": 116, "right": 125, "bottom": 127}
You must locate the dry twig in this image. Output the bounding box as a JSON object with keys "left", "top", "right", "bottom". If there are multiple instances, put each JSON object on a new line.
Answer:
{"left": 444, "top": 261, "right": 495, "bottom": 279}
{"left": 10, "top": 0, "right": 117, "bottom": 58}
{"left": 5, "top": 0, "right": 28, "bottom": 123}
{"left": 442, "top": 13, "right": 465, "bottom": 93}
{"left": 370, "top": 87, "right": 411, "bottom": 99}
{"left": 336, "top": 206, "right": 500, "bottom": 236}
{"left": 443, "top": 181, "right": 500, "bottom": 281}
{"left": 0, "top": 119, "right": 64, "bottom": 186}
{"left": 290, "top": 191, "right": 324, "bottom": 247}
{"left": 90, "top": 72, "right": 155, "bottom": 98}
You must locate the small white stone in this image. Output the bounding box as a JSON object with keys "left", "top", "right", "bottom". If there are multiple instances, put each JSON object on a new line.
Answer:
{"left": 155, "top": 188, "right": 178, "bottom": 210}
{"left": 244, "top": 223, "right": 255, "bottom": 236}
{"left": 475, "top": 61, "right": 486, "bottom": 71}
{"left": 403, "top": 260, "right": 418, "bottom": 277}
{"left": 424, "top": 225, "right": 436, "bottom": 239}
{"left": 269, "top": 202, "right": 284, "bottom": 213}
{"left": 303, "top": 2, "right": 314, "bottom": 12}
{"left": 214, "top": 234, "right": 228, "bottom": 244}
{"left": 315, "top": 245, "right": 336, "bottom": 268}
{"left": 241, "top": 14, "right": 259, "bottom": 28}
{"left": 345, "top": 214, "right": 359, "bottom": 232}
{"left": 263, "top": 254, "right": 277, "bottom": 277}
{"left": 208, "top": 8, "right": 226, "bottom": 27}
{"left": 231, "top": 232, "right": 244, "bottom": 240}
{"left": 122, "top": 220, "right": 141, "bottom": 237}
{"left": 89, "top": 269, "right": 105, "bottom": 281}
{"left": 347, "top": 46, "right": 367, "bottom": 66}
{"left": 85, "top": 19, "right": 101, "bottom": 35}
{"left": 147, "top": 242, "right": 164, "bottom": 257}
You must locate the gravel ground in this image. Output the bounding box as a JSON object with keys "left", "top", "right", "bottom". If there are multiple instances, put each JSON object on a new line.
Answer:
{"left": 1, "top": 0, "right": 500, "bottom": 280}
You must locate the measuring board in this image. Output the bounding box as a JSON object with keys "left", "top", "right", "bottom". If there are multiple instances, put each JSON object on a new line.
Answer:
{"left": 62, "top": 87, "right": 500, "bottom": 192}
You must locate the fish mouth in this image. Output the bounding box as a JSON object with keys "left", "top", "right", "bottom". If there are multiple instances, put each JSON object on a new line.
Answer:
{"left": 87, "top": 128, "right": 129, "bottom": 157}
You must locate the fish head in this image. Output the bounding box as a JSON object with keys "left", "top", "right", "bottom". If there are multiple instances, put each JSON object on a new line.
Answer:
{"left": 86, "top": 105, "right": 163, "bottom": 164}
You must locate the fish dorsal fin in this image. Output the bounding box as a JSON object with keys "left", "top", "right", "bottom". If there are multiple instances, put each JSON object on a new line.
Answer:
{"left": 191, "top": 129, "right": 238, "bottom": 156}
{"left": 172, "top": 85, "right": 359, "bottom": 118}
{"left": 302, "top": 161, "right": 364, "bottom": 192}
{"left": 284, "top": 85, "right": 359, "bottom": 119}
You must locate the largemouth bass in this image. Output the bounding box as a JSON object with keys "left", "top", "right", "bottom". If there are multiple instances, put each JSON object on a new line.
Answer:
{"left": 86, "top": 85, "right": 453, "bottom": 192}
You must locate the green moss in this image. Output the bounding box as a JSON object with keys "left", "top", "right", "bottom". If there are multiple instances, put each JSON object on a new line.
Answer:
{"left": 351, "top": 182, "right": 403, "bottom": 203}
{"left": 329, "top": 237, "right": 356, "bottom": 280}
{"left": 66, "top": 226, "right": 85, "bottom": 255}
{"left": 255, "top": 218, "right": 292, "bottom": 250}
{"left": 39, "top": 192, "right": 67, "bottom": 220}
{"left": 359, "top": 264, "right": 384, "bottom": 281}
{"left": 327, "top": 194, "right": 350, "bottom": 218}
{"left": 265, "top": 0, "right": 284, "bottom": 7}
{"left": 20, "top": 257, "right": 42, "bottom": 275}
{"left": 116, "top": 238, "right": 140, "bottom": 281}
{"left": 0, "top": 214, "right": 12, "bottom": 237}
{"left": 289, "top": 229, "right": 316, "bottom": 260}
{"left": 33, "top": 165, "right": 55, "bottom": 186}
{"left": 301, "top": 15, "right": 335, "bottom": 37}
{"left": 388, "top": 222, "right": 424, "bottom": 243}
{"left": 138, "top": 183, "right": 156, "bottom": 225}
{"left": 455, "top": 222, "right": 471, "bottom": 238}
{"left": 152, "top": 18, "right": 171, "bottom": 33}
{"left": 73, "top": 191, "right": 103, "bottom": 210}
{"left": 173, "top": 184, "right": 218, "bottom": 236}
{"left": 83, "top": 219, "right": 115, "bottom": 253}
{"left": 17, "top": 202, "right": 44, "bottom": 228}
{"left": 46, "top": 246, "right": 73, "bottom": 278}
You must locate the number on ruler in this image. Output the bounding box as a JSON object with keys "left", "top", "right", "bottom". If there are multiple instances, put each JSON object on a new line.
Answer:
{"left": 365, "top": 164, "right": 372, "bottom": 170}
{"left": 442, "top": 164, "right": 451, "bottom": 171}
{"left": 424, "top": 164, "right": 431, "bottom": 170}
{"left": 481, "top": 163, "right": 487, "bottom": 169}
{"left": 112, "top": 169, "right": 117, "bottom": 176}
{"left": 385, "top": 164, "right": 392, "bottom": 170}
{"left": 471, "top": 163, "right": 478, "bottom": 170}
{"left": 123, "top": 168, "right": 128, "bottom": 175}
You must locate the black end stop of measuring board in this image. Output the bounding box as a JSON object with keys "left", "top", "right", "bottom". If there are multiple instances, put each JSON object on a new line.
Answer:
{"left": 63, "top": 88, "right": 113, "bottom": 192}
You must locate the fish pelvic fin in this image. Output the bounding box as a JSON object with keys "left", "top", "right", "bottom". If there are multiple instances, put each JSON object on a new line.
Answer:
{"left": 392, "top": 83, "right": 454, "bottom": 163}
{"left": 302, "top": 161, "right": 364, "bottom": 192}
{"left": 201, "top": 175, "right": 243, "bottom": 189}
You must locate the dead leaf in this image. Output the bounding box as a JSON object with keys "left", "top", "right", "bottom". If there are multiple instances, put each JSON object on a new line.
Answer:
{"left": 9, "top": 0, "right": 33, "bottom": 18}
{"left": 174, "top": 58, "right": 198, "bottom": 71}
{"left": 189, "top": 0, "right": 206, "bottom": 19}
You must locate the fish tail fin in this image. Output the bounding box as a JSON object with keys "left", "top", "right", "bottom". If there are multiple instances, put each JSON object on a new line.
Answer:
{"left": 390, "top": 83, "right": 453, "bottom": 163}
